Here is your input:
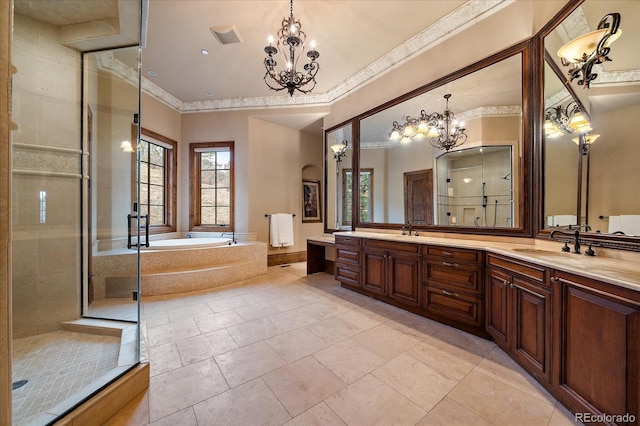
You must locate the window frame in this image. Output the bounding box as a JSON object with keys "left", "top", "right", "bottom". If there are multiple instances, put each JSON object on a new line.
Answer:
{"left": 132, "top": 128, "right": 177, "bottom": 235}
{"left": 342, "top": 168, "right": 374, "bottom": 226}
{"left": 189, "top": 141, "right": 235, "bottom": 232}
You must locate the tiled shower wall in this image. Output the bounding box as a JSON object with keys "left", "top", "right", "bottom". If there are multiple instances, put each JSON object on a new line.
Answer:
{"left": 11, "top": 14, "right": 82, "bottom": 338}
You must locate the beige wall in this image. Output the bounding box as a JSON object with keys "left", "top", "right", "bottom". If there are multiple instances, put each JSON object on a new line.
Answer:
{"left": 11, "top": 14, "right": 82, "bottom": 338}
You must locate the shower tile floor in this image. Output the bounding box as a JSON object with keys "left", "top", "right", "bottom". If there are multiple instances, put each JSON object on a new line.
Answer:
{"left": 12, "top": 330, "right": 120, "bottom": 425}
{"left": 107, "top": 262, "right": 582, "bottom": 426}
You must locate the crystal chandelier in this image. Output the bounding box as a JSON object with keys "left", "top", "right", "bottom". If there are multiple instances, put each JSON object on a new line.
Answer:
{"left": 557, "top": 13, "right": 621, "bottom": 89}
{"left": 389, "top": 94, "right": 468, "bottom": 152}
{"left": 263, "top": 0, "right": 320, "bottom": 96}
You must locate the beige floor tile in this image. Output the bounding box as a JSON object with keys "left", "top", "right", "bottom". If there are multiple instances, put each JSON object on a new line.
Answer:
{"left": 267, "top": 308, "right": 319, "bottom": 332}
{"left": 266, "top": 327, "right": 330, "bottom": 363}
{"left": 206, "top": 295, "right": 249, "bottom": 312}
{"left": 372, "top": 353, "right": 458, "bottom": 411}
{"left": 407, "top": 336, "right": 483, "bottom": 380}
{"left": 148, "top": 343, "right": 182, "bottom": 377}
{"left": 432, "top": 325, "right": 496, "bottom": 358}
{"left": 314, "top": 339, "right": 386, "bottom": 384}
{"left": 338, "top": 309, "right": 382, "bottom": 331}
{"left": 416, "top": 397, "right": 493, "bottom": 426}
{"left": 227, "top": 317, "right": 284, "bottom": 346}
{"left": 350, "top": 325, "right": 419, "bottom": 360}
{"left": 325, "top": 374, "right": 426, "bottom": 426}
{"left": 549, "top": 401, "right": 583, "bottom": 425}
{"left": 215, "top": 341, "right": 286, "bottom": 387}
{"left": 447, "top": 370, "right": 555, "bottom": 425}
{"left": 146, "top": 318, "right": 200, "bottom": 347}
{"left": 143, "top": 297, "right": 186, "bottom": 314}
{"left": 193, "top": 378, "right": 291, "bottom": 426}
{"left": 384, "top": 311, "right": 447, "bottom": 341}
{"left": 298, "top": 301, "right": 351, "bottom": 320}
{"left": 150, "top": 406, "right": 197, "bottom": 426}
{"left": 194, "top": 310, "right": 245, "bottom": 334}
{"left": 144, "top": 310, "right": 170, "bottom": 328}
{"left": 283, "top": 402, "right": 346, "bottom": 426}
{"left": 166, "top": 302, "right": 213, "bottom": 322}
{"left": 475, "top": 346, "right": 555, "bottom": 404}
{"left": 240, "top": 290, "right": 282, "bottom": 304}
{"left": 234, "top": 301, "right": 280, "bottom": 321}
{"left": 362, "top": 299, "right": 406, "bottom": 321}
{"left": 148, "top": 357, "right": 229, "bottom": 422}
{"left": 176, "top": 328, "right": 238, "bottom": 364}
{"left": 306, "top": 316, "right": 363, "bottom": 345}
{"left": 263, "top": 356, "right": 346, "bottom": 416}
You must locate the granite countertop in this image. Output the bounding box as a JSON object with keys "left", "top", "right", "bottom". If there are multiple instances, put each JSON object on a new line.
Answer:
{"left": 323, "top": 231, "right": 640, "bottom": 292}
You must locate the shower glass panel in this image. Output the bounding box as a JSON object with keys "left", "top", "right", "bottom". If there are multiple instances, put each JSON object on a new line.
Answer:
{"left": 11, "top": 3, "right": 142, "bottom": 424}
{"left": 436, "top": 146, "right": 513, "bottom": 227}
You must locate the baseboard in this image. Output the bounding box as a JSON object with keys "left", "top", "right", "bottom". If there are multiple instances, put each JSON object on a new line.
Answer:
{"left": 268, "top": 251, "right": 306, "bottom": 266}
{"left": 54, "top": 363, "right": 149, "bottom": 426}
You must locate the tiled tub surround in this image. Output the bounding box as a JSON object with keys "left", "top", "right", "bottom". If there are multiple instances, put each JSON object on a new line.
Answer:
{"left": 92, "top": 241, "right": 268, "bottom": 298}
{"left": 107, "top": 262, "right": 578, "bottom": 425}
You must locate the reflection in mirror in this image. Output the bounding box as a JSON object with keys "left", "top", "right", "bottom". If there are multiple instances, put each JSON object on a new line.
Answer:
{"left": 436, "top": 146, "right": 513, "bottom": 227}
{"left": 358, "top": 53, "right": 522, "bottom": 228}
{"left": 325, "top": 123, "right": 353, "bottom": 231}
{"left": 543, "top": 0, "right": 640, "bottom": 237}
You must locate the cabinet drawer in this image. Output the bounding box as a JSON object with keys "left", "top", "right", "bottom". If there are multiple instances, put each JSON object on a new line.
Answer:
{"left": 335, "top": 236, "right": 361, "bottom": 246}
{"left": 424, "top": 246, "right": 481, "bottom": 263}
{"left": 487, "top": 254, "right": 546, "bottom": 285}
{"left": 335, "top": 262, "right": 360, "bottom": 288}
{"left": 363, "top": 239, "right": 419, "bottom": 254}
{"left": 423, "top": 286, "right": 483, "bottom": 327}
{"left": 336, "top": 247, "right": 360, "bottom": 264}
{"left": 425, "top": 261, "right": 483, "bottom": 294}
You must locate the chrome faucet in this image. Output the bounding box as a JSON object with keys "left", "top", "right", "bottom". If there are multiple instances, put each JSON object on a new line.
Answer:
{"left": 550, "top": 229, "right": 581, "bottom": 254}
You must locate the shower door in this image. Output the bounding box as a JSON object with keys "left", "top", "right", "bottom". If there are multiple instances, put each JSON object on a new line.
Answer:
{"left": 10, "top": 2, "right": 143, "bottom": 423}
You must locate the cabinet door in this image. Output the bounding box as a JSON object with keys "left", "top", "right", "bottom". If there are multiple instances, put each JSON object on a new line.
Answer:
{"left": 388, "top": 253, "right": 421, "bottom": 306}
{"left": 512, "top": 276, "right": 551, "bottom": 383}
{"left": 486, "top": 267, "right": 511, "bottom": 348}
{"left": 362, "top": 249, "right": 387, "bottom": 296}
{"left": 553, "top": 274, "right": 640, "bottom": 421}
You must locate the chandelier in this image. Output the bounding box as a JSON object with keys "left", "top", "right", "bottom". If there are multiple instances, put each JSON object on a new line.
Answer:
{"left": 558, "top": 13, "right": 621, "bottom": 89}
{"left": 544, "top": 101, "right": 592, "bottom": 138}
{"left": 263, "top": 0, "right": 320, "bottom": 96}
{"left": 389, "top": 94, "right": 467, "bottom": 152}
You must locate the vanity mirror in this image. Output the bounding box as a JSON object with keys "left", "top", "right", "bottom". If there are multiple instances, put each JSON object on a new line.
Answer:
{"left": 324, "top": 121, "right": 354, "bottom": 232}
{"left": 354, "top": 49, "right": 526, "bottom": 232}
{"left": 541, "top": 0, "right": 640, "bottom": 246}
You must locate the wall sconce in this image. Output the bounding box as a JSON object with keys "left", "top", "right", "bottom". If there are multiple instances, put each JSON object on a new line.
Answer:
{"left": 120, "top": 140, "right": 135, "bottom": 152}
{"left": 558, "top": 13, "right": 621, "bottom": 89}
{"left": 572, "top": 133, "right": 600, "bottom": 155}
{"left": 331, "top": 140, "right": 348, "bottom": 164}
{"left": 544, "top": 101, "right": 592, "bottom": 138}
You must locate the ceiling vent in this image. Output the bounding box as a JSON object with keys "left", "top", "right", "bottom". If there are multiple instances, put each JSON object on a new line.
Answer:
{"left": 210, "top": 25, "right": 243, "bottom": 45}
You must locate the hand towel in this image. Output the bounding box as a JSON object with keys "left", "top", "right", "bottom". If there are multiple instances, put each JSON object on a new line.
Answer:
{"left": 276, "top": 213, "right": 294, "bottom": 247}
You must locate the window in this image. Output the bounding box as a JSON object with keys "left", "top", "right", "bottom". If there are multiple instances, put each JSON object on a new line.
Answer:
{"left": 342, "top": 168, "right": 373, "bottom": 225}
{"left": 137, "top": 129, "right": 177, "bottom": 234}
{"left": 189, "top": 141, "right": 234, "bottom": 231}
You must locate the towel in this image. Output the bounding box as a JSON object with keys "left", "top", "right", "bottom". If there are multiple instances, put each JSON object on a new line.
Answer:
{"left": 270, "top": 213, "right": 294, "bottom": 247}
{"left": 619, "top": 215, "right": 640, "bottom": 236}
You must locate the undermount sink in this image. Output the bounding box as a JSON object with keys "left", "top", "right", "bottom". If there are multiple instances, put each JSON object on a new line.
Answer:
{"left": 511, "top": 248, "right": 569, "bottom": 256}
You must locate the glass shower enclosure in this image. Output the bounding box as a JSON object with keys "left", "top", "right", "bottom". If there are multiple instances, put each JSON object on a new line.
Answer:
{"left": 10, "top": 1, "right": 144, "bottom": 423}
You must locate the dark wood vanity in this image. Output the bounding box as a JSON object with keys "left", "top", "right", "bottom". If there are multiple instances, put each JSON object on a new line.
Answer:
{"left": 330, "top": 233, "right": 639, "bottom": 425}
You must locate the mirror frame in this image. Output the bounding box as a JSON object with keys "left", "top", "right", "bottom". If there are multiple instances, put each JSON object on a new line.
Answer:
{"left": 535, "top": 0, "right": 640, "bottom": 252}
{"left": 343, "top": 41, "right": 534, "bottom": 237}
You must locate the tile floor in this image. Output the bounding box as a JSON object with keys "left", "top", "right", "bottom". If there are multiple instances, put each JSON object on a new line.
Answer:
{"left": 107, "top": 262, "right": 580, "bottom": 426}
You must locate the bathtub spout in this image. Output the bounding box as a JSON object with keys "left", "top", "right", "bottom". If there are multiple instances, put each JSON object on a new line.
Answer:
{"left": 222, "top": 232, "right": 237, "bottom": 244}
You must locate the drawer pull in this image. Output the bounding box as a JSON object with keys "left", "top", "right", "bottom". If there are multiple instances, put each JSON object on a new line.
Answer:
{"left": 342, "top": 265, "right": 351, "bottom": 270}
{"left": 442, "top": 289, "right": 459, "bottom": 297}
{"left": 443, "top": 261, "right": 459, "bottom": 268}
{"left": 441, "top": 251, "right": 453, "bottom": 256}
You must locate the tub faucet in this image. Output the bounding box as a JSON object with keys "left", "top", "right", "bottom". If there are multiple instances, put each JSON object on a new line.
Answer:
{"left": 550, "top": 229, "right": 581, "bottom": 254}
{"left": 221, "top": 232, "right": 237, "bottom": 244}
{"left": 186, "top": 233, "right": 192, "bottom": 239}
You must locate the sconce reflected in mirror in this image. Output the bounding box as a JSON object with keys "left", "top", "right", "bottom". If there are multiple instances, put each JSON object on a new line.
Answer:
{"left": 558, "top": 12, "right": 621, "bottom": 88}
{"left": 544, "top": 101, "right": 591, "bottom": 138}
{"left": 120, "top": 140, "right": 136, "bottom": 152}
{"left": 331, "top": 140, "right": 348, "bottom": 167}
{"left": 572, "top": 133, "right": 600, "bottom": 155}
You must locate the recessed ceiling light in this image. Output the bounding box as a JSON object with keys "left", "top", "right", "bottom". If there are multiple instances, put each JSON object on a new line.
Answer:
{"left": 201, "top": 49, "right": 209, "bottom": 55}
{"left": 147, "top": 70, "right": 157, "bottom": 76}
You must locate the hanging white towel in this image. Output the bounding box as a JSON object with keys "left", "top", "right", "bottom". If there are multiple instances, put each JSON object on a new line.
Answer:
{"left": 270, "top": 213, "right": 294, "bottom": 247}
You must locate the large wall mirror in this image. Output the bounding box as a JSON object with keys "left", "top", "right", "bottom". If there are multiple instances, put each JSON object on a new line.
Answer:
{"left": 325, "top": 121, "right": 354, "bottom": 232}
{"left": 541, "top": 0, "right": 640, "bottom": 249}
{"left": 353, "top": 46, "right": 528, "bottom": 234}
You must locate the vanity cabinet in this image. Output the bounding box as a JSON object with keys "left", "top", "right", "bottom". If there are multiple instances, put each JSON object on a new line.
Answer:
{"left": 551, "top": 270, "right": 640, "bottom": 423}
{"left": 335, "top": 236, "right": 361, "bottom": 289}
{"left": 362, "top": 239, "right": 422, "bottom": 306}
{"left": 422, "top": 246, "right": 484, "bottom": 331}
{"left": 486, "top": 254, "right": 551, "bottom": 383}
